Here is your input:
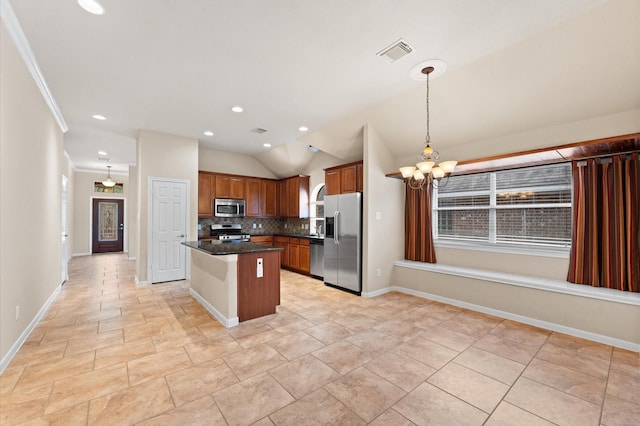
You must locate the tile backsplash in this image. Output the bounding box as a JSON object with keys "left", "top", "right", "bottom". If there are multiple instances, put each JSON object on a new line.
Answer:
{"left": 198, "top": 217, "right": 310, "bottom": 238}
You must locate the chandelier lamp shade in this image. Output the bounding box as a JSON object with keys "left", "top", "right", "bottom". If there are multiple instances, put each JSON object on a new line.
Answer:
{"left": 400, "top": 61, "right": 457, "bottom": 189}
{"left": 102, "top": 166, "right": 116, "bottom": 187}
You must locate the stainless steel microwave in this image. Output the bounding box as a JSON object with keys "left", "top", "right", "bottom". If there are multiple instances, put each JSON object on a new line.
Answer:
{"left": 214, "top": 199, "right": 245, "bottom": 217}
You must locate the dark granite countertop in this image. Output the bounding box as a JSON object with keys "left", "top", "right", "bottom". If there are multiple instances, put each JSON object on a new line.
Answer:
{"left": 273, "top": 233, "right": 324, "bottom": 240}
{"left": 183, "top": 240, "right": 283, "bottom": 255}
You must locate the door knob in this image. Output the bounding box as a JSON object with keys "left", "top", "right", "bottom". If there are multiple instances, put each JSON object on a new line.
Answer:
{"left": 178, "top": 234, "right": 185, "bottom": 238}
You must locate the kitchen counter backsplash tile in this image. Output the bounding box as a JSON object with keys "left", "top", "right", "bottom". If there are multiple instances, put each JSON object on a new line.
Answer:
{"left": 198, "top": 217, "right": 310, "bottom": 238}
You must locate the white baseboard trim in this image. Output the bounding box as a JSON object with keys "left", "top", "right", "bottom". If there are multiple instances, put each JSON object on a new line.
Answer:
{"left": 389, "top": 285, "right": 639, "bottom": 353}
{"left": 189, "top": 288, "right": 239, "bottom": 328}
{"left": 362, "top": 287, "right": 393, "bottom": 298}
{"left": 0, "top": 284, "right": 62, "bottom": 374}
{"left": 128, "top": 256, "right": 137, "bottom": 261}
{"left": 71, "top": 252, "right": 91, "bottom": 258}
{"left": 135, "top": 276, "right": 151, "bottom": 286}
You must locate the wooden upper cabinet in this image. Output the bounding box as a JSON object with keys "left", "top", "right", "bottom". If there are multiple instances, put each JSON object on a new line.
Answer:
{"left": 277, "top": 179, "right": 288, "bottom": 217}
{"left": 261, "top": 179, "right": 277, "bottom": 217}
{"left": 325, "top": 169, "right": 341, "bottom": 196}
{"left": 245, "top": 178, "right": 261, "bottom": 217}
{"left": 198, "top": 172, "right": 214, "bottom": 217}
{"left": 325, "top": 161, "right": 363, "bottom": 195}
{"left": 340, "top": 164, "right": 357, "bottom": 193}
{"left": 287, "top": 176, "right": 309, "bottom": 218}
{"left": 215, "top": 175, "right": 245, "bottom": 199}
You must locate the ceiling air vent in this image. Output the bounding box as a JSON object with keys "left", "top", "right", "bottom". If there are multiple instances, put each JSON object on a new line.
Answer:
{"left": 251, "top": 128, "right": 267, "bottom": 134}
{"left": 97, "top": 157, "right": 111, "bottom": 162}
{"left": 377, "top": 39, "right": 415, "bottom": 63}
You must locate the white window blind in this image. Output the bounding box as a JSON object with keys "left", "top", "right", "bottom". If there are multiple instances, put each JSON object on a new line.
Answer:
{"left": 433, "top": 163, "right": 572, "bottom": 247}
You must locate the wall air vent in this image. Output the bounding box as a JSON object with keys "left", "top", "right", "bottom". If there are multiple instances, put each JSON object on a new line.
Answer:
{"left": 251, "top": 128, "right": 267, "bottom": 134}
{"left": 97, "top": 157, "right": 111, "bottom": 161}
{"left": 377, "top": 38, "right": 415, "bottom": 63}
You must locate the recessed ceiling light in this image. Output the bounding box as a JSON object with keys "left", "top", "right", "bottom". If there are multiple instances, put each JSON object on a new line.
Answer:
{"left": 92, "top": 114, "right": 106, "bottom": 120}
{"left": 231, "top": 106, "right": 243, "bottom": 113}
{"left": 77, "top": 0, "right": 104, "bottom": 15}
{"left": 98, "top": 151, "right": 107, "bottom": 156}
{"left": 203, "top": 131, "right": 214, "bottom": 136}
{"left": 299, "top": 126, "right": 309, "bottom": 132}
{"left": 263, "top": 143, "right": 271, "bottom": 148}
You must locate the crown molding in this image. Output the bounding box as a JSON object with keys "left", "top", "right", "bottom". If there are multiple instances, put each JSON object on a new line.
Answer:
{"left": 1, "top": 0, "right": 68, "bottom": 133}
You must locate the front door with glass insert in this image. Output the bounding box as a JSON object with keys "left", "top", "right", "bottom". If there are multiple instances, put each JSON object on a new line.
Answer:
{"left": 92, "top": 198, "right": 124, "bottom": 253}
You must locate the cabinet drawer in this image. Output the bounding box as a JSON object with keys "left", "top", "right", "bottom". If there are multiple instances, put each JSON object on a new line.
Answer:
{"left": 299, "top": 238, "right": 310, "bottom": 246}
{"left": 288, "top": 237, "right": 300, "bottom": 244}
{"left": 274, "top": 236, "right": 289, "bottom": 243}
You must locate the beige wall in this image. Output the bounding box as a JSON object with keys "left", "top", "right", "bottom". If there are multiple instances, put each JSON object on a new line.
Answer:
{"left": 0, "top": 22, "right": 65, "bottom": 362}
{"left": 71, "top": 171, "right": 130, "bottom": 256}
{"left": 136, "top": 130, "right": 198, "bottom": 283}
{"left": 362, "top": 125, "right": 405, "bottom": 295}
{"left": 127, "top": 165, "right": 138, "bottom": 260}
{"left": 301, "top": 150, "right": 345, "bottom": 197}
{"left": 199, "top": 147, "right": 276, "bottom": 178}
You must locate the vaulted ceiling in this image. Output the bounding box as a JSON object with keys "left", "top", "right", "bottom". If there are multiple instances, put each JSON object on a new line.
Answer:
{"left": 6, "top": 0, "right": 638, "bottom": 177}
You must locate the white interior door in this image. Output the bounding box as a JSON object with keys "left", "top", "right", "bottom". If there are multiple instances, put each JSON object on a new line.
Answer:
{"left": 61, "top": 175, "right": 69, "bottom": 284}
{"left": 151, "top": 179, "right": 187, "bottom": 283}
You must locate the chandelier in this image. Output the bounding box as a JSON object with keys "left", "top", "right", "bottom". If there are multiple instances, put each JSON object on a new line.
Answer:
{"left": 102, "top": 165, "right": 116, "bottom": 187}
{"left": 399, "top": 64, "right": 456, "bottom": 189}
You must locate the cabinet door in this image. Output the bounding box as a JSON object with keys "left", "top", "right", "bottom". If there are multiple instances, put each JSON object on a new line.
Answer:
{"left": 288, "top": 243, "right": 300, "bottom": 270}
{"left": 245, "top": 178, "right": 261, "bottom": 217}
{"left": 198, "top": 173, "right": 213, "bottom": 217}
{"left": 356, "top": 162, "right": 363, "bottom": 192}
{"left": 325, "top": 169, "right": 341, "bottom": 195}
{"left": 287, "top": 178, "right": 299, "bottom": 218}
{"left": 299, "top": 243, "right": 310, "bottom": 274}
{"left": 274, "top": 236, "right": 289, "bottom": 267}
{"left": 230, "top": 177, "right": 245, "bottom": 199}
{"left": 261, "top": 180, "right": 277, "bottom": 217}
{"left": 251, "top": 235, "right": 273, "bottom": 246}
{"left": 341, "top": 165, "right": 357, "bottom": 193}
{"left": 277, "top": 180, "right": 288, "bottom": 217}
{"left": 215, "top": 175, "right": 231, "bottom": 198}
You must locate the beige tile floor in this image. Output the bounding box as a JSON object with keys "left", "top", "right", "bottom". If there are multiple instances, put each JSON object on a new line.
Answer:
{"left": 1, "top": 253, "right": 638, "bottom": 425}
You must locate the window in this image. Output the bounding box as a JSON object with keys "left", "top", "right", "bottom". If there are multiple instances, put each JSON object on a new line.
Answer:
{"left": 433, "top": 163, "right": 572, "bottom": 248}
{"left": 309, "top": 184, "right": 326, "bottom": 235}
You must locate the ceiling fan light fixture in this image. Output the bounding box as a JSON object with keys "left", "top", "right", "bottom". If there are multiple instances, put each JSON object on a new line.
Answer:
{"left": 78, "top": 0, "right": 104, "bottom": 15}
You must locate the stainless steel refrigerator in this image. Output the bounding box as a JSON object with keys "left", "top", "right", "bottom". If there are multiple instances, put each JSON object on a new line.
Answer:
{"left": 324, "top": 192, "right": 362, "bottom": 295}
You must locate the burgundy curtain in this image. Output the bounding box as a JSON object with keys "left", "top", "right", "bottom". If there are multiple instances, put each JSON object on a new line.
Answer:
{"left": 567, "top": 153, "right": 640, "bottom": 292}
{"left": 405, "top": 182, "right": 437, "bottom": 263}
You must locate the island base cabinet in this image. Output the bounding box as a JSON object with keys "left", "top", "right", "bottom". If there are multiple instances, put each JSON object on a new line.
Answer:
{"left": 237, "top": 251, "right": 280, "bottom": 322}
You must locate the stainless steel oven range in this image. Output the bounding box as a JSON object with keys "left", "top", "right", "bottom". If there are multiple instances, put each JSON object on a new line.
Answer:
{"left": 210, "top": 224, "right": 250, "bottom": 242}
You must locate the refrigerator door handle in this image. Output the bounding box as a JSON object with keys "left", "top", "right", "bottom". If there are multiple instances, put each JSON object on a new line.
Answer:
{"left": 334, "top": 211, "right": 340, "bottom": 245}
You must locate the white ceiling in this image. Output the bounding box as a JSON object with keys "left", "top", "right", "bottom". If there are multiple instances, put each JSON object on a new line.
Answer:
{"left": 8, "top": 0, "right": 633, "bottom": 177}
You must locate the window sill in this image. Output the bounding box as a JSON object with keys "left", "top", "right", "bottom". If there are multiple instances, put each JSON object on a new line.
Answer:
{"left": 434, "top": 239, "right": 570, "bottom": 258}
{"left": 395, "top": 260, "right": 640, "bottom": 306}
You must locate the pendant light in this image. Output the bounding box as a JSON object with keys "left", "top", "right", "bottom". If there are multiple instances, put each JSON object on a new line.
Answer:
{"left": 400, "top": 63, "right": 457, "bottom": 189}
{"left": 102, "top": 166, "right": 116, "bottom": 187}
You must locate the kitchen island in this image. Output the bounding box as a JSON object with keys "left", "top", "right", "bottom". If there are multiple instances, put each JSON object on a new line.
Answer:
{"left": 183, "top": 241, "right": 282, "bottom": 327}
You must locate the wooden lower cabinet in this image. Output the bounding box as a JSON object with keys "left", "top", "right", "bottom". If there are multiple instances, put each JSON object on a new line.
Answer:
{"left": 250, "top": 235, "right": 273, "bottom": 246}
{"left": 237, "top": 251, "right": 280, "bottom": 322}
{"left": 288, "top": 238, "right": 300, "bottom": 270}
{"left": 274, "top": 236, "right": 310, "bottom": 274}
{"left": 273, "top": 236, "right": 289, "bottom": 267}
{"left": 299, "top": 239, "right": 310, "bottom": 274}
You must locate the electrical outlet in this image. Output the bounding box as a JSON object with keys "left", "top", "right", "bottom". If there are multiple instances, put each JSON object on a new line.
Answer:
{"left": 257, "top": 258, "right": 263, "bottom": 278}
{"left": 377, "top": 269, "right": 382, "bottom": 277}
{"left": 253, "top": 223, "right": 256, "bottom": 228}
{"left": 284, "top": 223, "right": 287, "bottom": 229}
{"left": 259, "top": 223, "right": 262, "bottom": 228}
{"left": 16, "top": 305, "right": 20, "bottom": 320}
